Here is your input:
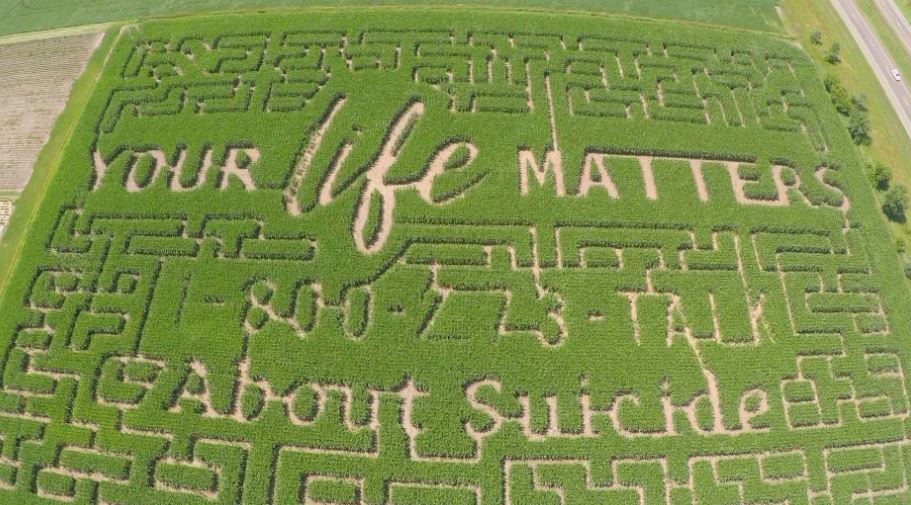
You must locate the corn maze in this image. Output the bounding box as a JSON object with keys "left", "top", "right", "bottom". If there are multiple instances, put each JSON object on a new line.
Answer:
{"left": 0, "top": 9, "right": 910, "bottom": 505}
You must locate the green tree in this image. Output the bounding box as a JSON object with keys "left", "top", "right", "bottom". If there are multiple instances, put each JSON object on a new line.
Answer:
{"left": 824, "top": 74, "right": 852, "bottom": 115}
{"left": 883, "top": 185, "right": 908, "bottom": 221}
{"left": 848, "top": 108, "right": 871, "bottom": 145}
{"left": 825, "top": 42, "right": 841, "bottom": 64}
{"left": 866, "top": 160, "right": 891, "bottom": 190}
{"left": 811, "top": 30, "right": 823, "bottom": 45}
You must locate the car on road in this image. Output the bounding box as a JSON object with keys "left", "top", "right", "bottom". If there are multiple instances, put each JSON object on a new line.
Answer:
{"left": 892, "top": 68, "right": 902, "bottom": 81}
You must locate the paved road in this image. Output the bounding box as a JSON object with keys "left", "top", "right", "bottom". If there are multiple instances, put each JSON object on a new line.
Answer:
{"left": 831, "top": 0, "right": 911, "bottom": 139}
{"left": 874, "top": 0, "right": 911, "bottom": 54}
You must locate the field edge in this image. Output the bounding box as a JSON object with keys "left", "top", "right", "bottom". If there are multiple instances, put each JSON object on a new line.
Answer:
{"left": 0, "top": 26, "right": 120, "bottom": 297}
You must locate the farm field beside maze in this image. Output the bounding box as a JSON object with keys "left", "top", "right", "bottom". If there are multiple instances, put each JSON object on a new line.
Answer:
{"left": 1, "top": 6, "right": 911, "bottom": 505}
{"left": 0, "top": 32, "right": 103, "bottom": 242}
{"left": 0, "top": 0, "right": 782, "bottom": 36}
{"left": 0, "top": 33, "right": 103, "bottom": 192}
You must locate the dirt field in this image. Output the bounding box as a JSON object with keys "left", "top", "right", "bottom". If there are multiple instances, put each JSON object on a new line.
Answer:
{"left": 0, "top": 200, "right": 11, "bottom": 237}
{"left": 0, "top": 32, "right": 102, "bottom": 191}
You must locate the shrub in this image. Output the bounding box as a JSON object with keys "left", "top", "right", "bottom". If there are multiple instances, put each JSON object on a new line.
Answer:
{"left": 848, "top": 108, "right": 871, "bottom": 145}
{"left": 866, "top": 161, "right": 891, "bottom": 190}
{"left": 883, "top": 185, "right": 908, "bottom": 221}
{"left": 811, "top": 30, "right": 823, "bottom": 45}
{"left": 824, "top": 42, "right": 841, "bottom": 64}
{"left": 824, "top": 74, "right": 852, "bottom": 115}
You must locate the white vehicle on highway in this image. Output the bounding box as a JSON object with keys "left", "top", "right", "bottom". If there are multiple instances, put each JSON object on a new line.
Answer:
{"left": 892, "top": 68, "right": 902, "bottom": 81}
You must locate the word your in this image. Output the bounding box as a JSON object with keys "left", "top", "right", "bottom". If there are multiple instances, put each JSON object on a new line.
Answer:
{"left": 91, "top": 146, "right": 260, "bottom": 192}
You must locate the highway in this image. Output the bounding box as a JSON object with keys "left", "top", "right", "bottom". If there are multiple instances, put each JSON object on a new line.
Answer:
{"left": 831, "top": 0, "right": 911, "bottom": 139}
{"left": 874, "top": 0, "right": 911, "bottom": 55}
